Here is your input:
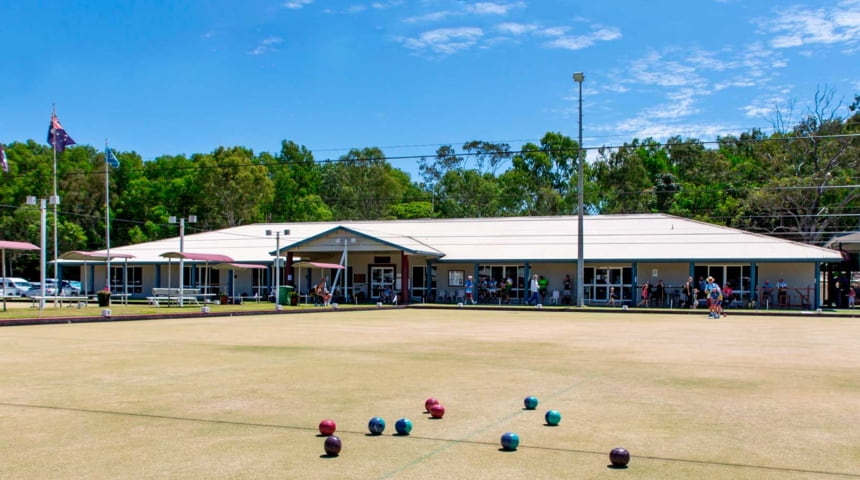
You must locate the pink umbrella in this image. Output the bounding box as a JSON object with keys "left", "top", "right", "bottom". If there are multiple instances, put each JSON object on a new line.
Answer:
{"left": 0, "top": 240, "right": 40, "bottom": 312}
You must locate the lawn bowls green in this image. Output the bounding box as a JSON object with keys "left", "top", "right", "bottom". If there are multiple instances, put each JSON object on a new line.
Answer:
{"left": 609, "top": 447, "right": 630, "bottom": 467}
{"left": 523, "top": 396, "right": 539, "bottom": 410}
{"left": 544, "top": 409, "right": 561, "bottom": 426}
{"left": 324, "top": 435, "right": 342, "bottom": 456}
{"left": 500, "top": 432, "right": 520, "bottom": 451}
{"left": 368, "top": 416, "right": 386, "bottom": 435}
{"left": 395, "top": 418, "right": 413, "bottom": 435}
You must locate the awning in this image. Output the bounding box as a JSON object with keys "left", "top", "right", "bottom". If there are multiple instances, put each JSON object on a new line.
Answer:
{"left": 213, "top": 263, "right": 268, "bottom": 271}
{"left": 0, "top": 240, "right": 39, "bottom": 312}
{"left": 60, "top": 250, "right": 135, "bottom": 261}
{"left": 291, "top": 261, "right": 345, "bottom": 270}
{"left": 160, "top": 252, "right": 234, "bottom": 262}
{"left": 0, "top": 240, "right": 40, "bottom": 251}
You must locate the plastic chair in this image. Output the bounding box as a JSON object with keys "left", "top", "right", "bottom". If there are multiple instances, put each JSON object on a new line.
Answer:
{"left": 550, "top": 290, "right": 560, "bottom": 305}
{"left": 454, "top": 290, "right": 465, "bottom": 303}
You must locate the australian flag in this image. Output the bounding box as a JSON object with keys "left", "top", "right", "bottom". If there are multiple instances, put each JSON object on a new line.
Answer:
{"left": 0, "top": 143, "right": 7, "bottom": 173}
{"left": 47, "top": 113, "right": 76, "bottom": 152}
{"left": 105, "top": 146, "right": 120, "bottom": 168}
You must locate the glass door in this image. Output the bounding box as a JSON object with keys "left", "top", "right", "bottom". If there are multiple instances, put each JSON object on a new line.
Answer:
{"left": 370, "top": 266, "right": 395, "bottom": 301}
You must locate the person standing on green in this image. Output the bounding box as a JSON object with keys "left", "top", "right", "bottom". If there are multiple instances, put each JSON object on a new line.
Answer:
{"left": 538, "top": 275, "right": 549, "bottom": 303}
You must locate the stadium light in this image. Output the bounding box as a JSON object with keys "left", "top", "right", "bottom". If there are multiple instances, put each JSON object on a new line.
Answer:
{"left": 573, "top": 72, "right": 585, "bottom": 307}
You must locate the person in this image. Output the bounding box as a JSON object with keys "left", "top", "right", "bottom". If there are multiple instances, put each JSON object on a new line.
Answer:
{"left": 504, "top": 276, "right": 513, "bottom": 304}
{"left": 704, "top": 276, "right": 717, "bottom": 312}
{"left": 639, "top": 281, "right": 650, "bottom": 307}
{"left": 682, "top": 276, "right": 694, "bottom": 309}
{"left": 314, "top": 277, "right": 332, "bottom": 306}
{"left": 848, "top": 285, "right": 856, "bottom": 309}
{"left": 708, "top": 282, "right": 723, "bottom": 318}
{"left": 538, "top": 275, "right": 549, "bottom": 303}
{"left": 562, "top": 274, "right": 572, "bottom": 304}
{"left": 608, "top": 286, "right": 617, "bottom": 306}
{"left": 722, "top": 282, "right": 733, "bottom": 313}
{"left": 653, "top": 280, "right": 665, "bottom": 307}
{"left": 528, "top": 274, "right": 540, "bottom": 305}
{"left": 777, "top": 278, "right": 788, "bottom": 307}
{"left": 464, "top": 275, "right": 476, "bottom": 305}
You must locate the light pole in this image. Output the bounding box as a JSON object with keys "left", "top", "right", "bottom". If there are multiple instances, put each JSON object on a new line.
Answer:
{"left": 573, "top": 72, "right": 585, "bottom": 307}
{"left": 266, "top": 229, "right": 290, "bottom": 307}
{"left": 169, "top": 215, "right": 196, "bottom": 306}
{"left": 26, "top": 195, "right": 58, "bottom": 310}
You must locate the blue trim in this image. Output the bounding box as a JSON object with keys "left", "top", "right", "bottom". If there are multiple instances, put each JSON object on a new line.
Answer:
{"left": 280, "top": 225, "right": 443, "bottom": 257}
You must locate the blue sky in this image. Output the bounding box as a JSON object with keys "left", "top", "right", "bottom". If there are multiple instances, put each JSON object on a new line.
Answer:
{"left": 2, "top": 0, "right": 859, "bottom": 177}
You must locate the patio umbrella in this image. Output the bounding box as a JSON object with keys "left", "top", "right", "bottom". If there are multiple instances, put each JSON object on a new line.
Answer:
{"left": 0, "top": 240, "right": 40, "bottom": 312}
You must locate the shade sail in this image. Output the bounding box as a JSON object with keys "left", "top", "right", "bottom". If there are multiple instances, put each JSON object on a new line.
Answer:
{"left": 213, "top": 263, "right": 268, "bottom": 271}
{"left": 1, "top": 240, "right": 39, "bottom": 311}
{"left": 0, "top": 240, "right": 40, "bottom": 251}
{"left": 291, "top": 261, "right": 345, "bottom": 270}
{"left": 160, "top": 252, "right": 234, "bottom": 262}
{"left": 60, "top": 250, "right": 135, "bottom": 261}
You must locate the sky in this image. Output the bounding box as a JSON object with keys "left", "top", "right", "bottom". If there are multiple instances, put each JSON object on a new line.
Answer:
{"left": 2, "top": 0, "right": 859, "bottom": 177}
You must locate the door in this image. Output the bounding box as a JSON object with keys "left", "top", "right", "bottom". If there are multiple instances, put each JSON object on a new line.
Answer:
{"left": 370, "top": 266, "right": 395, "bottom": 300}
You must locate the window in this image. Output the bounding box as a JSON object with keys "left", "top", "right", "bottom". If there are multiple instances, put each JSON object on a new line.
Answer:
{"left": 448, "top": 270, "right": 464, "bottom": 287}
{"left": 110, "top": 266, "right": 143, "bottom": 294}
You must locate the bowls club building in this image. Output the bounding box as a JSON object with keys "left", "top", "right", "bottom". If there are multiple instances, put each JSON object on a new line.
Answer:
{"left": 59, "top": 214, "right": 845, "bottom": 308}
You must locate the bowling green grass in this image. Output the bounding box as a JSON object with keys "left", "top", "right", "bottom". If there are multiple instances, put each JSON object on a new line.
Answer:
{"left": 0, "top": 310, "right": 858, "bottom": 480}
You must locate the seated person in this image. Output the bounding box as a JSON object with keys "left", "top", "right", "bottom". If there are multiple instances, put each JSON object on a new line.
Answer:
{"left": 314, "top": 278, "right": 332, "bottom": 306}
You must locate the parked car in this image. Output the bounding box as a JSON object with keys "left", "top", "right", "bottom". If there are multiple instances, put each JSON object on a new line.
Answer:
{"left": 0, "top": 277, "right": 34, "bottom": 297}
{"left": 66, "top": 280, "right": 82, "bottom": 295}
{"left": 24, "top": 282, "right": 56, "bottom": 297}
{"left": 25, "top": 279, "right": 78, "bottom": 297}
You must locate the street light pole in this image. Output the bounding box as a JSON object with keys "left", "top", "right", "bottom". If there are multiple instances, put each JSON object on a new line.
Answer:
{"left": 266, "top": 229, "right": 289, "bottom": 308}
{"left": 169, "top": 215, "right": 196, "bottom": 307}
{"left": 26, "top": 196, "right": 56, "bottom": 310}
{"left": 573, "top": 72, "right": 585, "bottom": 307}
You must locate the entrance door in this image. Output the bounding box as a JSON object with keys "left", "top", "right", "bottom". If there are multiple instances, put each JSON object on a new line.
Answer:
{"left": 370, "top": 266, "right": 394, "bottom": 300}
{"left": 589, "top": 267, "right": 624, "bottom": 303}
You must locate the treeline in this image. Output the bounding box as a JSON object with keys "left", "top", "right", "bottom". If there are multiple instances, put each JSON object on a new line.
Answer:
{"left": 1, "top": 93, "right": 858, "bottom": 276}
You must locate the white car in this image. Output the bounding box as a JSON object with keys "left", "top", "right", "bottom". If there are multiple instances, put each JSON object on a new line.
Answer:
{"left": 0, "top": 277, "right": 34, "bottom": 297}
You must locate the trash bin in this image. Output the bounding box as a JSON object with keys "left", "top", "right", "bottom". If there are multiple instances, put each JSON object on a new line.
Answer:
{"left": 278, "top": 286, "right": 293, "bottom": 305}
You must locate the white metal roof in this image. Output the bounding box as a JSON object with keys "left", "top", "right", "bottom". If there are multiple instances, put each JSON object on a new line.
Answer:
{"left": 74, "top": 214, "right": 843, "bottom": 265}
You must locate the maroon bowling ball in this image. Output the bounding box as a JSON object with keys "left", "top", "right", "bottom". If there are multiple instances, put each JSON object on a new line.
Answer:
{"left": 609, "top": 447, "right": 630, "bottom": 467}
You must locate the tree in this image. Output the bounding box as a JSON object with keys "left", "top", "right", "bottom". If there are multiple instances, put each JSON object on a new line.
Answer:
{"left": 320, "top": 148, "right": 405, "bottom": 220}
{"left": 195, "top": 146, "right": 274, "bottom": 229}
{"left": 268, "top": 141, "right": 332, "bottom": 222}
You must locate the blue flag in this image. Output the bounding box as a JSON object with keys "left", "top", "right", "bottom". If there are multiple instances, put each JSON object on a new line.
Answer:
{"left": 47, "top": 113, "right": 76, "bottom": 152}
{"left": 105, "top": 146, "right": 120, "bottom": 168}
{"left": 0, "top": 143, "right": 7, "bottom": 173}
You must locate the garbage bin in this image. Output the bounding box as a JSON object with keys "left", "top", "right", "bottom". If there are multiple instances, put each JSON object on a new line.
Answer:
{"left": 278, "top": 286, "right": 293, "bottom": 305}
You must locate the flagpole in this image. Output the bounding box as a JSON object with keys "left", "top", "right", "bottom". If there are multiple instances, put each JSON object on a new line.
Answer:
{"left": 105, "top": 140, "right": 111, "bottom": 292}
{"left": 51, "top": 104, "right": 59, "bottom": 283}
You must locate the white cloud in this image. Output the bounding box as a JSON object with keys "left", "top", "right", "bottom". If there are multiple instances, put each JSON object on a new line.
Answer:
{"left": 404, "top": 10, "right": 457, "bottom": 23}
{"left": 465, "top": 2, "right": 526, "bottom": 15}
{"left": 496, "top": 22, "right": 539, "bottom": 35}
{"left": 249, "top": 36, "right": 283, "bottom": 55}
{"left": 283, "top": 0, "right": 313, "bottom": 9}
{"left": 398, "top": 27, "right": 484, "bottom": 55}
{"left": 757, "top": 0, "right": 860, "bottom": 49}
{"left": 542, "top": 25, "right": 621, "bottom": 50}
